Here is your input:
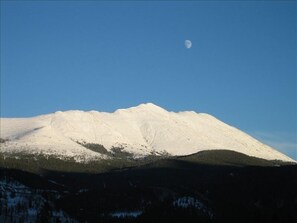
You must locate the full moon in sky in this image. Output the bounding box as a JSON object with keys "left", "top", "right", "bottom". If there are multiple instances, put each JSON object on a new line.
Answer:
{"left": 185, "top": 40, "right": 192, "bottom": 49}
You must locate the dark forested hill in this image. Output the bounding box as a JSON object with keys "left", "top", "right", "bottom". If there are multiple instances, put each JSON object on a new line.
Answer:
{"left": 0, "top": 150, "right": 296, "bottom": 223}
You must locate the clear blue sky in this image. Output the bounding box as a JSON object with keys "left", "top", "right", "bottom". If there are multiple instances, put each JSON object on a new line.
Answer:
{"left": 1, "top": 1, "right": 296, "bottom": 160}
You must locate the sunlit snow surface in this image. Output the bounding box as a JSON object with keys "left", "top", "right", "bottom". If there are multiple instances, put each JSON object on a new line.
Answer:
{"left": 0, "top": 103, "right": 294, "bottom": 162}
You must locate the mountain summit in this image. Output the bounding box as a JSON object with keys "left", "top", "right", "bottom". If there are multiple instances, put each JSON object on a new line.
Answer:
{"left": 0, "top": 103, "right": 294, "bottom": 162}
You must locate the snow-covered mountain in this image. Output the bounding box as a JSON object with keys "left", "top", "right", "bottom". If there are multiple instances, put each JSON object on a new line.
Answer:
{"left": 0, "top": 103, "right": 294, "bottom": 162}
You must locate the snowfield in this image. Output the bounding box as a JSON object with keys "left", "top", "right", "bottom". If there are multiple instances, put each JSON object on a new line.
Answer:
{"left": 0, "top": 103, "right": 294, "bottom": 162}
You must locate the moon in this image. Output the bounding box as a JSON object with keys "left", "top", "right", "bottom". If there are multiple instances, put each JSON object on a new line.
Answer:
{"left": 185, "top": 40, "right": 192, "bottom": 49}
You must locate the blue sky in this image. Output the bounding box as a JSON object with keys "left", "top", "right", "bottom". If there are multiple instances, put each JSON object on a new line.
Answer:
{"left": 1, "top": 1, "right": 296, "bottom": 160}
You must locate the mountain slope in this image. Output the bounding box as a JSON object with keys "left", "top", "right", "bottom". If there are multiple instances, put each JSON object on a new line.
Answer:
{"left": 0, "top": 103, "right": 294, "bottom": 162}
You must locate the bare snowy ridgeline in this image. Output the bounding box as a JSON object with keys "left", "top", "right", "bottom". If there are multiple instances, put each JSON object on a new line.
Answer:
{"left": 0, "top": 103, "right": 294, "bottom": 162}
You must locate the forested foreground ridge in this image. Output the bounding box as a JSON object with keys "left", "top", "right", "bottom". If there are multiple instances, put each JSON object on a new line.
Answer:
{"left": 0, "top": 150, "right": 296, "bottom": 223}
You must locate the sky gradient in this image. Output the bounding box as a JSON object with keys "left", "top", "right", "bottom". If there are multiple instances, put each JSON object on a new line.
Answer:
{"left": 1, "top": 1, "right": 296, "bottom": 160}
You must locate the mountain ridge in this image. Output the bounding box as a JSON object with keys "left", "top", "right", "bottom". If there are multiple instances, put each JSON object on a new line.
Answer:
{"left": 0, "top": 103, "right": 295, "bottom": 162}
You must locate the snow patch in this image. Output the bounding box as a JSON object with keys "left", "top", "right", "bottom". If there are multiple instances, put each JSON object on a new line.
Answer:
{"left": 173, "top": 196, "right": 205, "bottom": 209}
{"left": 110, "top": 210, "right": 143, "bottom": 218}
{"left": 173, "top": 196, "right": 214, "bottom": 218}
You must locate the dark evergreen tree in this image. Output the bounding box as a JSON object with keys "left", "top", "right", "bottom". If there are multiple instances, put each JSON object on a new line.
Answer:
{"left": 36, "top": 202, "right": 51, "bottom": 223}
